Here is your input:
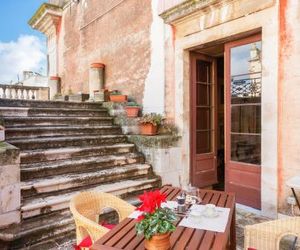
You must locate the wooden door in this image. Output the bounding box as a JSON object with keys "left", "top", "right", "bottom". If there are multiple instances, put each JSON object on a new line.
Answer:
{"left": 225, "top": 34, "right": 262, "bottom": 209}
{"left": 190, "top": 53, "right": 218, "bottom": 188}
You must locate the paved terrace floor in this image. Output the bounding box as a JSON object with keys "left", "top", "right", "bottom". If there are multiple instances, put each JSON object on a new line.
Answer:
{"left": 30, "top": 208, "right": 273, "bottom": 250}
{"left": 24, "top": 207, "right": 300, "bottom": 249}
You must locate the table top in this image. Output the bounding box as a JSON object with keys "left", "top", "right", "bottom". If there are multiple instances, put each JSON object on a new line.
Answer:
{"left": 91, "top": 186, "right": 235, "bottom": 250}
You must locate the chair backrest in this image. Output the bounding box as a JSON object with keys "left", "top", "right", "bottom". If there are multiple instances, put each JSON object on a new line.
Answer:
{"left": 70, "top": 191, "right": 135, "bottom": 244}
{"left": 244, "top": 217, "right": 300, "bottom": 250}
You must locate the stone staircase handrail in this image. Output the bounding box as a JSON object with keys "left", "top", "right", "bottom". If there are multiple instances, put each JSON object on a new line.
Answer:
{"left": 0, "top": 84, "right": 49, "bottom": 100}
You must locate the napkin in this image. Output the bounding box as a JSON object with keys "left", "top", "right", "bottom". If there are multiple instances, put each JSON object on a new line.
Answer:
{"left": 179, "top": 204, "right": 230, "bottom": 233}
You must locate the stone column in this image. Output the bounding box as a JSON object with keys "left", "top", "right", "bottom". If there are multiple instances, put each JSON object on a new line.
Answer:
{"left": 89, "top": 63, "right": 105, "bottom": 101}
{"left": 48, "top": 76, "right": 61, "bottom": 100}
{"left": 0, "top": 142, "right": 20, "bottom": 228}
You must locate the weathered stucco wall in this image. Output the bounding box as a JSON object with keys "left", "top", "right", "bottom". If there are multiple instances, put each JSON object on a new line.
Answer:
{"left": 57, "top": 0, "right": 152, "bottom": 104}
{"left": 163, "top": 0, "right": 279, "bottom": 217}
{"left": 278, "top": 0, "right": 300, "bottom": 214}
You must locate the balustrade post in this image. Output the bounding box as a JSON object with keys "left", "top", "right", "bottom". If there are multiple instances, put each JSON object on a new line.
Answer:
{"left": 2, "top": 87, "right": 6, "bottom": 99}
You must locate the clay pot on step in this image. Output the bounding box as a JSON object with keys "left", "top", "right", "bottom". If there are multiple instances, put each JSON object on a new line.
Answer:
{"left": 144, "top": 233, "right": 171, "bottom": 250}
{"left": 139, "top": 123, "right": 157, "bottom": 135}
{"left": 109, "top": 95, "right": 128, "bottom": 102}
{"left": 125, "top": 106, "right": 140, "bottom": 118}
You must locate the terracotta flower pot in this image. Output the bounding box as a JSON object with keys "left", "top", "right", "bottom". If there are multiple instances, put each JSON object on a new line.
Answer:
{"left": 140, "top": 123, "right": 158, "bottom": 135}
{"left": 144, "top": 233, "right": 171, "bottom": 250}
{"left": 109, "top": 95, "right": 128, "bottom": 102}
{"left": 125, "top": 106, "right": 140, "bottom": 118}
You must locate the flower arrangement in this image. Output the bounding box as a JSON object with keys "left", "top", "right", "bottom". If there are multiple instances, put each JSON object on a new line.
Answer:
{"left": 135, "top": 190, "right": 177, "bottom": 241}
{"left": 139, "top": 113, "right": 164, "bottom": 135}
{"left": 139, "top": 113, "right": 164, "bottom": 127}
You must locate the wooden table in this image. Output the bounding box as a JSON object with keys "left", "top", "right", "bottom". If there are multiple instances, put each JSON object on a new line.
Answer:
{"left": 91, "top": 186, "right": 236, "bottom": 250}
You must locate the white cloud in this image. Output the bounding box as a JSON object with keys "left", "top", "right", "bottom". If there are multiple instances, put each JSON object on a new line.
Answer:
{"left": 0, "top": 35, "right": 46, "bottom": 83}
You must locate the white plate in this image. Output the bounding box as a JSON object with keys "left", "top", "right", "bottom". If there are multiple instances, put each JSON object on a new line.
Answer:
{"left": 202, "top": 210, "right": 219, "bottom": 218}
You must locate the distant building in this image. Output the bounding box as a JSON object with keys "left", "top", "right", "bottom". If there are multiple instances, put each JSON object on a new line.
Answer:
{"left": 22, "top": 71, "right": 48, "bottom": 87}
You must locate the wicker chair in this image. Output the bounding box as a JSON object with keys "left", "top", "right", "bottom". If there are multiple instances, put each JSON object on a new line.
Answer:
{"left": 244, "top": 217, "right": 300, "bottom": 250}
{"left": 70, "top": 191, "right": 135, "bottom": 245}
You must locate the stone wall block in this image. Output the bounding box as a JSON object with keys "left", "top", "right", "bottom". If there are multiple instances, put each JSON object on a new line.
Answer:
{"left": 0, "top": 184, "right": 21, "bottom": 214}
{"left": 0, "top": 142, "right": 21, "bottom": 228}
{"left": 0, "top": 165, "right": 20, "bottom": 187}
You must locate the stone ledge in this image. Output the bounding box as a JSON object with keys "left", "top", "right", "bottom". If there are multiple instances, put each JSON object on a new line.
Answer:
{"left": 160, "top": 0, "right": 221, "bottom": 24}
{"left": 127, "top": 134, "right": 180, "bottom": 149}
{"left": 0, "top": 142, "right": 20, "bottom": 166}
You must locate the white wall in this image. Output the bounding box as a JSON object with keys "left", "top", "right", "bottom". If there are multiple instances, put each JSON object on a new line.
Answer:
{"left": 142, "top": 0, "right": 165, "bottom": 114}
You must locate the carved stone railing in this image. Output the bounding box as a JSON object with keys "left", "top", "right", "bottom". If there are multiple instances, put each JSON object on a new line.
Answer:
{"left": 0, "top": 84, "right": 49, "bottom": 100}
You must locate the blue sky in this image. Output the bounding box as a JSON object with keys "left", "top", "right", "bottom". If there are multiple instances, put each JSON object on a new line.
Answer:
{"left": 0, "top": 0, "right": 47, "bottom": 83}
{"left": 0, "top": 0, "right": 45, "bottom": 42}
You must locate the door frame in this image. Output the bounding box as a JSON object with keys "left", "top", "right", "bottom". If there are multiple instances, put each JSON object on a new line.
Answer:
{"left": 224, "top": 33, "right": 262, "bottom": 209}
{"left": 190, "top": 52, "right": 218, "bottom": 187}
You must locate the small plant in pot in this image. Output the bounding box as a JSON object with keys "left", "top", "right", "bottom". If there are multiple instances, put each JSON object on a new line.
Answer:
{"left": 125, "top": 101, "right": 141, "bottom": 118}
{"left": 109, "top": 90, "right": 128, "bottom": 102}
{"left": 139, "top": 113, "right": 164, "bottom": 136}
{"left": 135, "top": 190, "right": 177, "bottom": 250}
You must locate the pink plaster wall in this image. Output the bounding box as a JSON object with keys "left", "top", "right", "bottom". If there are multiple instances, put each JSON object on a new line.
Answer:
{"left": 57, "top": 0, "right": 152, "bottom": 104}
{"left": 278, "top": 0, "right": 300, "bottom": 213}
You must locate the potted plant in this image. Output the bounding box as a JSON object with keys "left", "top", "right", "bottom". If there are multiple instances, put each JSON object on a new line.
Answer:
{"left": 139, "top": 113, "right": 163, "bottom": 135}
{"left": 135, "top": 190, "right": 177, "bottom": 250}
{"left": 125, "top": 101, "right": 141, "bottom": 118}
{"left": 109, "top": 90, "right": 128, "bottom": 102}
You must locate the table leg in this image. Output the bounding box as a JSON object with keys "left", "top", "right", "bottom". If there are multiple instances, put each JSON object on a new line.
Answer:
{"left": 291, "top": 188, "right": 300, "bottom": 210}
{"left": 230, "top": 205, "right": 236, "bottom": 250}
{"left": 292, "top": 236, "right": 298, "bottom": 250}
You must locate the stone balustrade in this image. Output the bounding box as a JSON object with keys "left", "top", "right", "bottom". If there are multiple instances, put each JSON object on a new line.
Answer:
{"left": 0, "top": 84, "right": 49, "bottom": 100}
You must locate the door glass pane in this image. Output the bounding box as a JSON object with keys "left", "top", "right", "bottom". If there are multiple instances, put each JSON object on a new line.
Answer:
{"left": 195, "top": 59, "right": 213, "bottom": 154}
{"left": 230, "top": 41, "right": 262, "bottom": 165}
{"left": 196, "top": 107, "right": 210, "bottom": 130}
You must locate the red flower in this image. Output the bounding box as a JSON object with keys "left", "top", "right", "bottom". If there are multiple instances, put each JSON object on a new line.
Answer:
{"left": 137, "top": 214, "right": 145, "bottom": 222}
{"left": 137, "top": 190, "right": 166, "bottom": 214}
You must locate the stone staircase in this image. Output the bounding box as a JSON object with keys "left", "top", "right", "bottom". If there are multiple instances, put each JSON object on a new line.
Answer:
{"left": 0, "top": 99, "right": 161, "bottom": 249}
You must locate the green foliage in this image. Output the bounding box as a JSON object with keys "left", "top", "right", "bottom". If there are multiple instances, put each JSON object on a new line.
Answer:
{"left": 126, "top": 101, "right": 140, "bottom": 107}
{"left": 135, "top": 208, "right": 177, "bottom": 240}
{"left": 110, "top": 90, "right": 122, "bottom": 95}
{"left": 139, "top": 113, "right": 164, "bottom": 126}
{"left": 158, "top": 122, "right": 179, "bottom": 136}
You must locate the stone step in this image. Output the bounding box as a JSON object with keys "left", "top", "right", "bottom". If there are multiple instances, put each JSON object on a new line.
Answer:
{"left": 5, "top": 125, "right": 122, "bottom": 139}
{"left": 3, "top": 116, "right": 114, "bottom": 128}
{"left": 0, "top": 98, "right": 102, "bottom": 110}
{"left": 8, "top": 134, "right": 128, "bottom": 150}
{"left": 20, "top": 143, "right": 136, "bottom": 164}
{"left": 21, "top": 177, "right": 160, "bottom": 219}
{"left": 0, "top": 107, "right": 109, "bottom": 117}
{"left": 21, "top": 163, "right": 153, "bottom": 197}
{"left": 0, "top": 210, "right": 75, "bottom": 249}
{"left": 21, "top": 152, "right": 145, "bottom": 180}
{"left": 0, "top": 192, "right": 145, "bottom": 249}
